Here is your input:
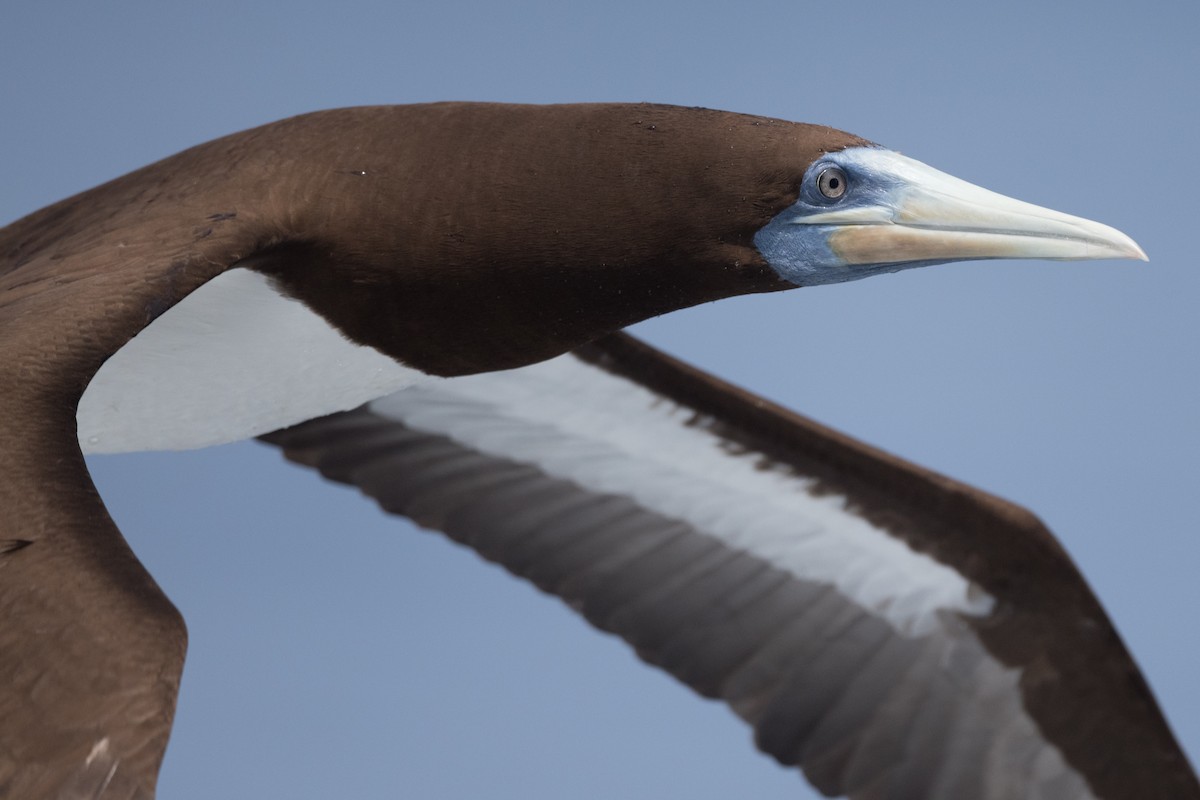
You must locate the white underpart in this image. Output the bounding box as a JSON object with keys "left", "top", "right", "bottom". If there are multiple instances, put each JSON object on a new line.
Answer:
{"left": 76, "top": 264, "right": 991, "bottom": 632}
{"left": 78, "top": 268, "right": 428, "bottom": 454}
{"left": 371, "top": 354, "right": 995, "bottom": 636}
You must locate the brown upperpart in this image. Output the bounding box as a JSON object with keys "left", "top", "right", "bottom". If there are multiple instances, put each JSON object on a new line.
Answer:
{"left": 1, "top": 102, "right": 869, "bottom": 391}
{"left": 0, "top": 103, "right": 865, "bottom": 796}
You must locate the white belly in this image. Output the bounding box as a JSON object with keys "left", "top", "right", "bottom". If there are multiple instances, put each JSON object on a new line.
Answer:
{"left": 78, "top": 267, "right": 430, "bottom": 454}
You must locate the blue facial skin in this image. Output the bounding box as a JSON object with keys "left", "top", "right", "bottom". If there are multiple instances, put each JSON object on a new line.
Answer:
{"left": 754, "top": 147, "right": 949, "bottom": 287}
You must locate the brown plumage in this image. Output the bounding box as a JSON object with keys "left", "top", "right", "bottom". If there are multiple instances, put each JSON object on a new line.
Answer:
{"left": 0, "top": 103, "right": 1192, "bottom": 799}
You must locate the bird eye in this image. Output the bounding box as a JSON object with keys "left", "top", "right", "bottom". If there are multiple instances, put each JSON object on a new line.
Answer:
{"left": 817, "top": 166, "right": 848, "bottom": 200}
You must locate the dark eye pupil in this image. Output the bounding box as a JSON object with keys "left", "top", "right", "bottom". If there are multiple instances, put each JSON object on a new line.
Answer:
{"left": 828, "top": 177, "right": 840, "bottom": 189}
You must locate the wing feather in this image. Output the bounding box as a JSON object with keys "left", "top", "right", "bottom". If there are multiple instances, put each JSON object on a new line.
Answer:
{"left": 262, "top": 332, "right": 1197, "bottom": 799}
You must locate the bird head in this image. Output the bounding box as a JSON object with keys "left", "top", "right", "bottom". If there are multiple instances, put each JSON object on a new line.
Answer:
{"left": 755, "top": 146, "right": 1147, "bottom": 286}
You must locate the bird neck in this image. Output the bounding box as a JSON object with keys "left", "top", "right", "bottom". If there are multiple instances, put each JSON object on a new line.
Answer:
{"left": 2, "top": 103, "right": 816, "bottom": 394}
{"left": 237, "top": 103, "right": 801, "bottom": 375}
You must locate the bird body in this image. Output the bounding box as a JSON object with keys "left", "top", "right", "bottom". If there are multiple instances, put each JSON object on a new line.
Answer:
{"left": 0, "top": 103, "right": 1190, "bottom": 799}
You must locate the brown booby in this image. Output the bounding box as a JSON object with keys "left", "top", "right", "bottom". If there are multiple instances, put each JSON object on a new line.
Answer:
{"left": 0, "top": 102, "right": 1192, "bottom": 799}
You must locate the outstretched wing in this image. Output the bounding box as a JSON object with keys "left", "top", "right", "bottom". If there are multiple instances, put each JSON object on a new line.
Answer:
{"left": 264, "top": 333, "right": 1197, "bottom": 800}
{"left": 0, "top": 403, "right": 186, "bottom": 799}
{"left": 0, "top": 197, "right": 198, "bottom": 799}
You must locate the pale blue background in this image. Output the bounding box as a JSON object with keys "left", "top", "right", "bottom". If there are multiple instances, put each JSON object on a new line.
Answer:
{"left": 2, "top": 2, "right": 1197, "bottom": 798}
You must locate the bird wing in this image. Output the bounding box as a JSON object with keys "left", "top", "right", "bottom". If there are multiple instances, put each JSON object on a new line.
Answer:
{"left": 0, "top": 156, "right": 227, "bottom": 800}
{"left": 0, "top": 389, "right": 185, "bottom": 799}
{"left": 264, "top": 332, "right": 1198, "bottom": 800}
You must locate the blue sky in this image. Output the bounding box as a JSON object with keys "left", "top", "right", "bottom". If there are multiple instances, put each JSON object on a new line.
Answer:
{"left": 2, "top": 2, "right": 1197, "bottom": 797}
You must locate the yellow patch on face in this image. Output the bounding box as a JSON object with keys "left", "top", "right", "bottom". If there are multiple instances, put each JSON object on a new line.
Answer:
{"left": 828, "top": 224, "right": 1139, "bottom": 265}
